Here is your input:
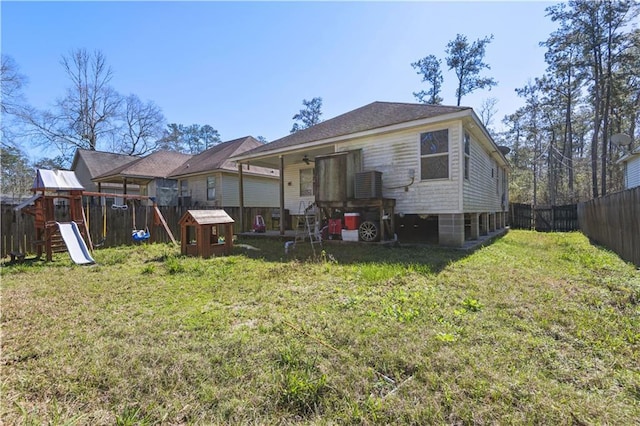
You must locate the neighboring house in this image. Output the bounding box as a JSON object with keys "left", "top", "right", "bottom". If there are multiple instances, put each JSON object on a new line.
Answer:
{"left": 231, "top": 101, "right": 510, "bottom": 247}
{"left": 71, "top": 149, "right": 141, "bottom": 203}
{"left": 92, "top": 150, "right": 193, "bottom": 206}
{"left": 169, "top": 136, "right": 279, "bottom": 208}
{"left": 618, "top": 146, "right": 640, "bottom": 189}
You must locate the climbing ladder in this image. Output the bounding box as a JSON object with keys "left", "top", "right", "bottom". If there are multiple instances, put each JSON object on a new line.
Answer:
{"left": 294, "top": 201, "right": 322, "bottom": 256}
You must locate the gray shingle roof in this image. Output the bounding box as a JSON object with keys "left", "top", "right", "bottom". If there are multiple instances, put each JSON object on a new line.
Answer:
{"left": 169, "top": 136, "right": 263, "bottom": 178}
{"left": 237, "top": 101, "right": 470, "bottom": 157}
{"left": 94, "top": 150, "right": 193, "bottom": 180}
{"left": 71, "top": 149, "right": 139, "bottom": 178}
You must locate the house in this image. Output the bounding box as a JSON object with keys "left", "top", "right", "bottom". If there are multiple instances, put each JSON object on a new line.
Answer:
{"left": 169, "top": 136, "right": 279, "bottom": 208}
{"left": 91, "top": 150, "right": 193, "bottom": 206}
{"left": 71, "top": 149, "right": 142, "bottom": 202}
{"left": 231, "top": 101, "right": 510, "bottom": 247}
{"left": 618, "top": 146, "right": 640, "bottom": 189}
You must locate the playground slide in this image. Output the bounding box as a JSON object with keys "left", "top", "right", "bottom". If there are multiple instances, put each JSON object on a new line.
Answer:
{"left": 56, "top": 222, "right": 95, "bottom": 265}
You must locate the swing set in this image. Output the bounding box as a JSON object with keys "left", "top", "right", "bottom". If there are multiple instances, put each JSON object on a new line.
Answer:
{"left": 82, "top": 191, "right": 176, "bottom": 247}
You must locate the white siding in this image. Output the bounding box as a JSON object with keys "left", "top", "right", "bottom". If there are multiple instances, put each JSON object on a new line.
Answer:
{"left": 279, "top": 118, "right": 505, "bottom": 215}
{"left": 626, "top": 154, "right": 640, "bottom": 189}
{"left": 334, "top": 121, "right": 462, "bottom": 214}
{"left": 462, "top": 130, "right": 506, "bottom": 212}
{"left": 283, "top": 163, "right": 316, "bottom": 213}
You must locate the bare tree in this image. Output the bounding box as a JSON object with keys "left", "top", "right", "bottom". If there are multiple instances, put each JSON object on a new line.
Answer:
{"left": 1, "top": 54, "right": 27, "bottom": 115}
{"left": 1, "top": 55, "right": 28, "bottom": 149}
{"left": 479, "top": 97, "right": 499, "bottom": 129}
{"left": 115, "top": 94, "right": 165, "bottom": 156}
{"left": 24, "top": 49, "right": 122, "bottom": 157}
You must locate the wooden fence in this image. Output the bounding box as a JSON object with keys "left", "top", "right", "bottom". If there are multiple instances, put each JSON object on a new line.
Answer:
{"left": 1, "top": 204, "right": 280, "bottom": 258}
{"left": 578, "top": 187, "right": 640, "bottom": 266}
{"left": 509, "top": 203, "right": 579, "bottom": 232}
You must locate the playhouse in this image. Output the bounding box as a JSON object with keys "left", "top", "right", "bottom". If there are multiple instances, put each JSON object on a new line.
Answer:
{"left": 179, "top": 210, "right": 234, "bottom": 257}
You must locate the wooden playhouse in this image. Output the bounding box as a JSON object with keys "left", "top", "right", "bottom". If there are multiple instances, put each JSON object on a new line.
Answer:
{"left": 179, "top": 210, "right": 234, "bottom": 257}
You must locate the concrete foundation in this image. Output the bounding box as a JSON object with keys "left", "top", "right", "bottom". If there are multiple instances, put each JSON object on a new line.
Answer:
{"left": 438, "top": 213, "right": 465, "bottom": 247}
{"left": 468, "top": 213, "right": 479, "bottom": 240}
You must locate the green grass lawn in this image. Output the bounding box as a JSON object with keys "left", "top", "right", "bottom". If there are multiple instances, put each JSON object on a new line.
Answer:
{"left": 1, "top": 230, "right": 638, "bottom": 425}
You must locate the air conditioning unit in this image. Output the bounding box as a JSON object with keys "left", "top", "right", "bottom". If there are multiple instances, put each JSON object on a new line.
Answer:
{"left": 354, "top": 171, "right": 382, "bottom": 199}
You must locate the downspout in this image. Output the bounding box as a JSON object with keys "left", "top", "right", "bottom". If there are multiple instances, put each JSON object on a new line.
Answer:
{"left": 279, "top": 155, "right": 285, "bottom": 235}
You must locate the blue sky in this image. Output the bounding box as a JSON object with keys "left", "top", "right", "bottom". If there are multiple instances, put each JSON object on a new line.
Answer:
{"left": 2, "top": 1, "right": 557, "bottom": 159}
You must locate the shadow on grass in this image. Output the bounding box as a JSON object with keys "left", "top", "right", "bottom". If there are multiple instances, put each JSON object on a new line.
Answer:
{"left": 0, "top": 255, "right": 45, "bottom": 268}
{"left": 233, "top": 235, "right": 481, "bottom": 274}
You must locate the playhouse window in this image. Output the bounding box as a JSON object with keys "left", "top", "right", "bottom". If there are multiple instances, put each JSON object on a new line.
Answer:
{"left": 207, "top": 176, "right": 216, "bottom": 200}
{"left": 300, "top": 168, "right": 314, "bottom": 197}
{"left": 420, "top": 129, "right": 449, "bottom": 180}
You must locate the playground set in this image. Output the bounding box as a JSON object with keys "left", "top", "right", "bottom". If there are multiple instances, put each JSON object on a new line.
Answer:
{"left": 16, "top": 169, "right": 177, "bottom": 264}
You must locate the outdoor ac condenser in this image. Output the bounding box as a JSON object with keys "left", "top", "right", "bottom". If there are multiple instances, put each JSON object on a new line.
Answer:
{"left": 354, "top": 171, "right": 382, "bottom": 199}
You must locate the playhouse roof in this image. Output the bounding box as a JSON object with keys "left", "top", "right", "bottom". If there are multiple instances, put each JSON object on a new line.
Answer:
{"left": 179, "top": 209, "right": 235, "bottom": 226}
{"left": 32, "top": 169, "right": 85, "bottom": 192}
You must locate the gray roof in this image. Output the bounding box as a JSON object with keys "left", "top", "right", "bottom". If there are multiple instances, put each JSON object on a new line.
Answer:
{"left": 236, "top": 101, "right": 470, "bottom": 158}
{"left": 71, "top": 149, "right": 139, "bottom": 178}
{"left": 93, "top": 150, "right": 193, "bottom": 181}
{"left": 170, "top": 136, "right": 265, "bottom": 178}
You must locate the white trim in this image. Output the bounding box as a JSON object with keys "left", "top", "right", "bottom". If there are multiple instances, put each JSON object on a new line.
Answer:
{"left": 418, "top": 126, "right": 451, "bottom": 182}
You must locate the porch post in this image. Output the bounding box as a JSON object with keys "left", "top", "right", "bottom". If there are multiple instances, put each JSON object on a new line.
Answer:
{"left": 238, "top": 163, "right": 244, "bottom": 232}
{"left": 279, "top": 155, "right": 285, "bottom": 235}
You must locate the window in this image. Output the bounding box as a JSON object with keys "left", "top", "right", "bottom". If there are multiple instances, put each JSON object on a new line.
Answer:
{"left": 180, "top": 180, "right": 189, "bottom": 197}
{"left": 464, "top": 132, "right": 471, "bottom": 180}
{"left": 207, "top": 176, "right": 216, "bottom": 200}
{"left": 299, "top": 168, "right": 314, "bottom": 197}
{"left": 420, "top": 129, "right": 449, "bottom": 180}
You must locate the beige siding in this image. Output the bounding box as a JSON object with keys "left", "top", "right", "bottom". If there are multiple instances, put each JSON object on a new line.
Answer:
{"left": 182, "top": 174, "right": 216, "bottom": 206}
{"left": 462, "top": 130, "right": 506, "bottom": 212}
{"left": 222, "top": 173, "right": 280, "bottom": 208}
{"left": 180, "top": 172, "right": 278, "bottom": 207}
{"left": 283, "top": 163, "right": 316, "bottom": 213}
{"left": 334, "top": 121, "right": 462, "bottom": 214}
